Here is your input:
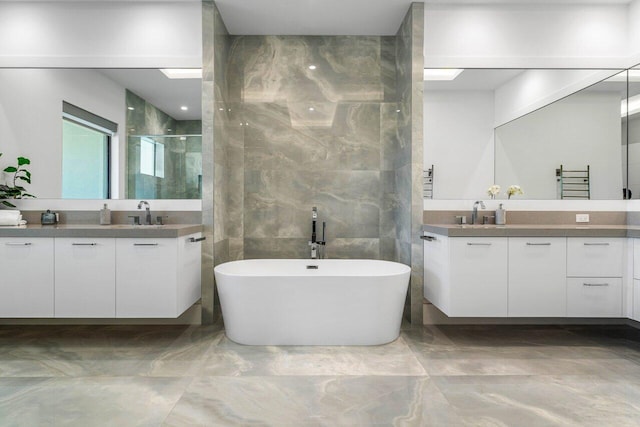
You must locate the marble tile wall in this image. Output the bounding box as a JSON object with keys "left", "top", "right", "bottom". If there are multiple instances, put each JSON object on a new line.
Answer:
{"left": 228, "top": 35, "right": 399, "bottom": 260}
{"left": 393, "top": 3, "right": 424, "bottom": 324}
{"left": 201, "top": 0, "right": 216, "bottom": 324}
{"left": 201, "top": 2, "right": 424, "bottom": 324}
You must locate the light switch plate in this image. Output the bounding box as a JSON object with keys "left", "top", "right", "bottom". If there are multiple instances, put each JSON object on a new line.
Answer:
{"left": 576, "top": 214, "right": 590, "bottom": 223}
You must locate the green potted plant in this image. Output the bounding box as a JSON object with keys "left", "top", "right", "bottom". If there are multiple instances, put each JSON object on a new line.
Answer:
{"left": 0, "top": 152, "right": 35, "bottom": 208}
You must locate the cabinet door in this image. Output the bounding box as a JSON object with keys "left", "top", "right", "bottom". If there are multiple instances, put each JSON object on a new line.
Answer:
{"left": 54, "top": 238, "right": 116, "bottom": 317}
{"left": 449, "top": 238, "right": 508, "bottom": 317}
{"left": 0, "top": 238, "right": 54, "bottom": 317}
{"left": 567, "top": 277, "right": 622, "bottom": 318}
{"left": 634, "top": 240, "right": 640, "bottom": 280}
{"left": 567, "top": 238, "right": 623, "bottom": 278}
{"left": 508, "top": 237, "right": 567, "bottom": 317}
{"left": 634, "top": 280, "right": 640, "bottom": 322}
{"left": 177, "top": 233, "right": 203, "bottom": 315}
{"left": 423, "top": 234, "right": 451, "bottom": 314}
{"left": 116, "top": 238, "right": 177, "bottom": 317}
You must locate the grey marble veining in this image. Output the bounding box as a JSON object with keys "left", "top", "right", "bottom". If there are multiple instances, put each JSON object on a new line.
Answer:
{"left": 1, "top": 324, "right": 640, "bottom": 426}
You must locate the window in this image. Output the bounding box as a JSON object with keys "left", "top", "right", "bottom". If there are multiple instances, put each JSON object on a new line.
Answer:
{"left": 140, "top": 137, "right": 165, "bottom": 178}
{"left": 61, "top": 102, "right": 115, "bottom": 199}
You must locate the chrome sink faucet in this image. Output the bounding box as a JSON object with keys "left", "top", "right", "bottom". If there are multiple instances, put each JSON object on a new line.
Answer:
{"left": 308, "top": 207, "right": 326, "bottom": 259}
{"left": 471, "top": 200, "right": 486, "bottom": 225}
{"left": 137, "top": 200, "right": 152, "bottom": 225}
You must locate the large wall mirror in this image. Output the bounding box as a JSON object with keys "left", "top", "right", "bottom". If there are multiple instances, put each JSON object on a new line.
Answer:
{"left": 0, "top": 68, "right": 202, "bottom": 200}
{"left": 424, "top": 68, "right": 634, "bottom": 200}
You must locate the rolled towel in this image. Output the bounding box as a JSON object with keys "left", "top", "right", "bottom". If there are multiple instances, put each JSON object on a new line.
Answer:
{"left": 0, "top": 212, "right": 23, "bottom": 226}
{"left": 0, "top": 210, "right": 21, "bottom": 221}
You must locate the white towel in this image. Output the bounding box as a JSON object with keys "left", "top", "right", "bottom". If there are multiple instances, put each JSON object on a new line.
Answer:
{"left": 0, "top": 212, "right": 24, "bottom": 226}
{"left": 0, "top": 210, "right": 21, "bottom": 221}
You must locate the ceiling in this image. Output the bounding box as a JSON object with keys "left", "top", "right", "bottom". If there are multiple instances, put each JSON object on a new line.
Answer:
{"left": 99, "top": 69, "right": 202, "bottom": 121}
{"left": 213, "top": 0, "right": 631, "bottom": 36}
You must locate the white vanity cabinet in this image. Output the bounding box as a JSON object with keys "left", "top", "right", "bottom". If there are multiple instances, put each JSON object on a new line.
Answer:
{"left": 508, "top": 238, "right": 567, "bottom": 317}
{"left": 567, "top": 238, "right": 623, "bottom": 318}
{"left": 54, "top": 238, "right": 116, "bottom": 317}
{"left": 0, "top": 237, "right": 54, "bottom": 317}
{"left": 632, "top": 240, "right": 640, "bottom": 322}
{"left": 424, "top": 234, "right": 508, "bottom": 317}
{"left": 115, "top": 233, "right": 202, "bottom": 318}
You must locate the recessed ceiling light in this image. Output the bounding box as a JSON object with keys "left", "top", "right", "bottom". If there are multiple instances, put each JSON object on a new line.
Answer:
{"left": 308, "top": 107, "right": 315, "bottom": 111}
{"left": 219, "top": 108, "right": 224, "bottom": 111}
{"left": 396, "top": 109, "right": 401, "bottom": 113}
{"left": 308, "top": 65, "right": 317, "bottom": 70}
{"left": 160, "top": 69, "right": 202, "bottom": 79}
{"left": 127, "top": 106, "right": 134, "bottom": 111}
{"left": 423, "top": 68, "right": 464, "bottom": 81}
{"left": 180, "top": 106, "right": 188, "bottom": 111}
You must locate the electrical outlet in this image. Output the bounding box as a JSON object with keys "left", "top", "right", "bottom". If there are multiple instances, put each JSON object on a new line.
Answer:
{"left": 576, "top": 214, "right": 590, "bottom": 223}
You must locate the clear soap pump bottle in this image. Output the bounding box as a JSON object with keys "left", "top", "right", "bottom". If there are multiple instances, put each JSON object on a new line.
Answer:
{"left": 100, "top": 203, "right": 111, "bottom": 225}
{"left": 495, "top": 203, "right": 506, "bottom": 225}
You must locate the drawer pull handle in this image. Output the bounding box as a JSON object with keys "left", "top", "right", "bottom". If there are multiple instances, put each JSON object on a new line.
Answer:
{"left": 421, "top": 235, "right": 436, "bottom": 241}
{"left": 5, "top": 242, "right": 31, "bottom": 246}
{"left": 133, "top": 243, "right": 159, "bottom": 246}
{"left": 72, "top": 243, "right": 97, "bottom": 246}
{"left": 467, "top": 243, "right": 492, "bottom": 246}
{"left": 526, "top": 243, "right": 551, "bottom": 246}
{"left": 583, "top": 283, "right": 609, "bottom": 287}
{"left": 189, "top": 237, "right": 206, "bottom": 243}
{"left": 583, "top": 243, "right": 610, "bottom": 246}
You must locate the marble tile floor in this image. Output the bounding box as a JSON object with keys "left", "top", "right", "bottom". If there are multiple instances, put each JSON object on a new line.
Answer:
{"left": 1, "top": 323, "right": 640, "bottom": 426}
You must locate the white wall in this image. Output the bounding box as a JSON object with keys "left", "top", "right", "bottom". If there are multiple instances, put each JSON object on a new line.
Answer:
{"left": 0, "top": 69, "right": 127, "bottom": 199}
{"left": 0, "top": 1, "right": 202, "bottom": 68}
{"left": 424, "top": 90, "right": 494, "bottom": 200}
{"left": 629, "top": 0, "right": 640, "bottom": 63}
{"left": 424, "top": 4, "right": 631, "bottom": 69}
{"left": 495, "top": 91, "right": 623, "bottom": 200}
{"left": 494, "top": 69, "right": 622, "bottom": 127}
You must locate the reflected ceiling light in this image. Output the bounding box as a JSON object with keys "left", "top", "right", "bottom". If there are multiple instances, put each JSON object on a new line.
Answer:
{"left": 127, "top": 106, "right": 134, "bottom": 111}
{"left": 423, "top": 68, "right": 464, "bottom": 81}
{"left": 308, "top": 107, "right": 315, "bottom": 111}
{"left": 180, "top": 106, "right": 188, "bottom": 111}
{"left": 308, "top": 65, "right": 317, "bottom": 70}
{"left": 160, "top": 68, "right": 202, "bottom": 79}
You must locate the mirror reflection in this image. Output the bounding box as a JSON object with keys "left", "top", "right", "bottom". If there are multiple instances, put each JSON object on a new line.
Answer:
{"left": 0, "top": 68, "right": 202, "bottom": 200}
{"left": 424, "top": 68, "right": 628, "bottom": 200}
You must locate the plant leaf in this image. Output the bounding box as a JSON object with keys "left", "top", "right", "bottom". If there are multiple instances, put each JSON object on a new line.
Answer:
{"left": 17, "top": 157, "right": 30, "bottom": 166}
{"left": 1, "top": 200, "right": 16, "bottom": 208}
{"left": 3, "top": 166, "right": 17, "bottom": 173}
{"left": 18, "top": 176, "right": 31, "bottom": 184}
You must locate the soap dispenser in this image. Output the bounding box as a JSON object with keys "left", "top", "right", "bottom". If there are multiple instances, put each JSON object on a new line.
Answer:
{"left": 495, "top": 203, "right": 506, "bottom": 225}
{"left": 100, "top": 203, "right": 111, "bottom": 225}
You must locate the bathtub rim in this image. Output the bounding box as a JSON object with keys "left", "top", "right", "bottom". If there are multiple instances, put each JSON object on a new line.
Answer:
{"left": 214, "top": 258, "right": 411, "bottom": 278}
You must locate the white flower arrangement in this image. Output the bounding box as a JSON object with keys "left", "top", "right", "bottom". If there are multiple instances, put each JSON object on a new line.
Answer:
{"left": 507, "top": 185, "right": 524, "bottom": 199}
{"left": 487, "top": 185, "right": 501, "bottom": 199}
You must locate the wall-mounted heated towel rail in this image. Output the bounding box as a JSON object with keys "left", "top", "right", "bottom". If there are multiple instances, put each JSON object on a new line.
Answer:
{"left": 557, "top": 164, "right": 590, "bottom": 199}
{"left": 423, "top": 165, "right": 434, "bottom": 199}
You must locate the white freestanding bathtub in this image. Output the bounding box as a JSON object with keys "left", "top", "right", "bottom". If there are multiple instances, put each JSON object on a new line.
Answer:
{"left": 214, "top": 259, "right": 411, "bottom": 345}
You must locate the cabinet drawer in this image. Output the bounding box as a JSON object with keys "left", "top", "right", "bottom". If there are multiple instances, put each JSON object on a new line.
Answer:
{"left": 567, "top": 238, "right": 623, "bottom": 277}
{"left": 567, "top": 277, "right": 622, "bottom": 318}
